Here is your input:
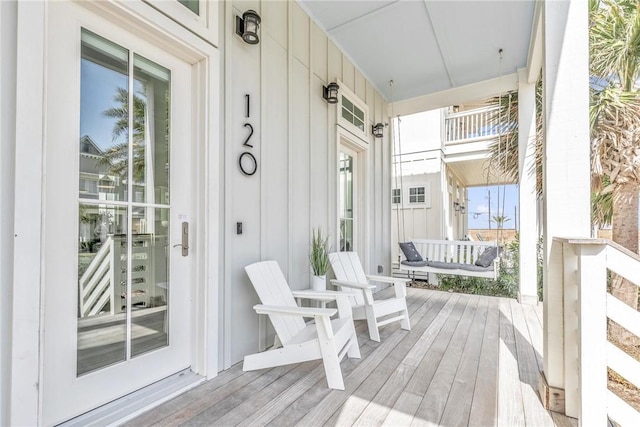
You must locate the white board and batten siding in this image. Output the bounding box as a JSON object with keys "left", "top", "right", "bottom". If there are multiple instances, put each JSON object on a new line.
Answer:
{"left": 223, "top": 1, "right": 391, "bottom": 368}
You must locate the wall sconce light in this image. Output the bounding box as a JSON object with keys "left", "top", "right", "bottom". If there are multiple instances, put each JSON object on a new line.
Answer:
{"left": 454, "top": 202, "right": 465, "bottom": 213}
{"left": 460, "top": 205, "right": 466, "bottom": 214}
{"left": 235, "top": 9, "right": 261, "bottom": 45}
{"left": 372, "top": 123, "right": 384, "bottom": 138}
{"left": 322, "top": 82, "right": 340, "bottom": 103}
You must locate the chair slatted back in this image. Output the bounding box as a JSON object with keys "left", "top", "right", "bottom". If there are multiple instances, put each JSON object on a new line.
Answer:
{"left": 245, "top": 261, "right": 306, "bottom": 344}
{"left": 329, "top": 252, "right": 367, "bottom": 306}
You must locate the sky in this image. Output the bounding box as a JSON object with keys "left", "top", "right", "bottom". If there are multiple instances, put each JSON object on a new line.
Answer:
{"left": 467, "top": 184, "right": 518, "bottom": 229}
{"left": 80, "top": 58, "right": 128, "bottom": 151}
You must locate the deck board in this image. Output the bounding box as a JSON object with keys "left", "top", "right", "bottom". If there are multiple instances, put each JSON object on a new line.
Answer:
{"left": 411, "top": 294, "right": 479, "bottom": 425}
{"left": 510, "top": 299, "right": 555, "bottom": 427}
{"left": 497, "top": 297, "right": 526, "bottom": 427}
{"left": 468, "top": 296, "right": 500, "bottom": 426}
{"left": 126, "top": 289, "right": 577, "bottom": 427}
{"left": 438, "top": 295, "right": 489, "bottom": 426}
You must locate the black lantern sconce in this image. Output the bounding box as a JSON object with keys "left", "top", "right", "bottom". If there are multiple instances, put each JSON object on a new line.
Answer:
{"left": 372, "top": 123, "right": 384, "bottom": 138}
{"left": 235, "top": 10, "right": 261, "bottom": 45}
{"left": 322, "top": 82, "right": 340, "bottom": 104}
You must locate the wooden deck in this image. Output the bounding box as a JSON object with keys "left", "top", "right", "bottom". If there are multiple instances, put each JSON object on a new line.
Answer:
{"left": 126, "top": 288, "right": 577, "bottom": 427}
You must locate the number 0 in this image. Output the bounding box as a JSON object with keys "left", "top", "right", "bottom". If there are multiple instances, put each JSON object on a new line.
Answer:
{"left": 239, "top": 151, "right": 257, "bottom": 176}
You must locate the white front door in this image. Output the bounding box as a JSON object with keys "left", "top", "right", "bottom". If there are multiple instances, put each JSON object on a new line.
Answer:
{"left": 42, "top": 3, "right": 194, "bottom": 424}
{"left": 339, "top": 145, "right": 358, "bottom": 252}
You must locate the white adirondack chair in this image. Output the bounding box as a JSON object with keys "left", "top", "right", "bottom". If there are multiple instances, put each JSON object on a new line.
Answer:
{"left": 329, "top": 252, "right": 411, "bottom": 342}
{"left": 243, "top": 260, "right": 361, "bottom": 390}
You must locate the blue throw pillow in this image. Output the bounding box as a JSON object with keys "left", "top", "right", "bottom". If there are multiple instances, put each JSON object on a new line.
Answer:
{"left": 399, "top": 242, "right": 423, "bottom": 262}
{"left": 475, "top": 246, "right": 498, "bottom": 267}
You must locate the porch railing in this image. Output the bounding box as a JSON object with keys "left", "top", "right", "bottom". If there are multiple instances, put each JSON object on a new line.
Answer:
{"left": 79, "top": 236, "right": 115, "bottom": 317}
{"left": 555, "top": 238, "right": 640, "bottom": 425}
{"left": 443, "top": 106, "right": 501, "bottom": 144}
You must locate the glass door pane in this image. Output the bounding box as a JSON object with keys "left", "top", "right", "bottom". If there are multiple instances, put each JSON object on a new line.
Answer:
{"left": 77, "top": 29, "right": 172, "bottom": 375}
{"left": 339, "top": 152, "right": 354, "bottom": 252}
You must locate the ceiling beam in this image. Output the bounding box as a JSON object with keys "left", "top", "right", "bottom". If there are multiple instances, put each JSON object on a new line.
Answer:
{"left": 526, "top": 0, "right": 543, "bottom": 83}
{"left": 389, "top": 72, "right": 519, "bottom": 117}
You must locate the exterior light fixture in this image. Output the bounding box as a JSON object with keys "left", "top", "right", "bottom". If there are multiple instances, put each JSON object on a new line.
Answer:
{"left": 372, "top": 123, "right": 384, "bottom": 138}
{"left": 454, "top": 202, "right": 461, "bottom": 212}
{"left": 460, "top": 205, "right": 466, "bottom": 214}
{"left": 322, "top": 82, "right": 339, "bottom": 103}
{"left": 235, "top": 10, "right": 261, "bottom": 45}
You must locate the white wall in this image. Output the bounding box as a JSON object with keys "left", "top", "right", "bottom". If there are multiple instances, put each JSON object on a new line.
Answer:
{"left": 0, "top": 2, "right": 17, "bottom": 424}
{"left": 223, "top": 0, "right": 391, "bottom": 367}
{"left": 394, "top": 109, "right": 442, "bottom": 154}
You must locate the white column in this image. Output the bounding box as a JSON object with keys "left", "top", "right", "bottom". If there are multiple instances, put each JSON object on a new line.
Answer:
{"left": 0, "top": 2, "right": 18, "bottom": 426}
{"left": 517, "top": 69, "right": 538, "bottom": 305}
{"left": 542, "top": 0, "right": 591, "bottom": 401}
{"left": 11, "top": 1, "right": 46, "bottom": 425}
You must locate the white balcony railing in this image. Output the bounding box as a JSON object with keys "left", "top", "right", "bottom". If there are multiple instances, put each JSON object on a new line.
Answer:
{"left": 555, "top": 237, "right": 640, "bottom": 426}
{"left": 443, "top": 106, "right": 502, "bottom": 144}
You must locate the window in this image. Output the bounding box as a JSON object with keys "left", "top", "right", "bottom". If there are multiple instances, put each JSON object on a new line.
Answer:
{"left": 336, "top": 82, "right": 369, "bottom": 146}
{"left": 341, "top": 96, "right": 365, "bottom": 132}
{"left": 178, "top": 0, "right": 199, "bottom": 15}
{"left": 409, "top": 187, "right": 426, "bottom": 203}
{"left": 392, "top": 188, "right": 401, "bottom": 204}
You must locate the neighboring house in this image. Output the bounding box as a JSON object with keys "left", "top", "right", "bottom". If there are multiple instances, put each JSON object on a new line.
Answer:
{"left": 392, "top": 105, "right": 515, "bottom": 261}
{"left": 0, "top": 1, "right": 606, "bottom": 426}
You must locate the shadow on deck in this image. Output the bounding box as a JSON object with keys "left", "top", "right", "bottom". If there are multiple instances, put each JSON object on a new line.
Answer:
{"left": 126, "top": 288, "right": 577, "bottom": 426}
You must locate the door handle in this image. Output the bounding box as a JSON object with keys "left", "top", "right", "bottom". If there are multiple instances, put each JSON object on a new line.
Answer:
{"left": 173, "top": 222, "right": 189, "bottom": 256}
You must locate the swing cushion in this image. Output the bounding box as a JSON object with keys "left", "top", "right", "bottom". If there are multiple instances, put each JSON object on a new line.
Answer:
{"left": 401, "top": 260, "right": 429, "bottom": 267}
{"left": 399, "top": 242, "right": 424, "bottom": 262}
{"left": 474, "top": 246, "right": 498, "bottom": 267}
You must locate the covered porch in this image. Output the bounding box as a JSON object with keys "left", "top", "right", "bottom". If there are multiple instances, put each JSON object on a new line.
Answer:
{"left": 125, "top": 288, "right": 574, "bottom": 427}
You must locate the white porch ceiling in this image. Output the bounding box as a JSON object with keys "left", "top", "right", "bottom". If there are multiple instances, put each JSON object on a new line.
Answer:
{"left": 298, "top": 0, "right": 537, "bottom": 106}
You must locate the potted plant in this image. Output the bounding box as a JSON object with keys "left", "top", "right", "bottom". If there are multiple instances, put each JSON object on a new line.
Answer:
{"left": 310, "top": 228, "right": 330, "bottom": 291}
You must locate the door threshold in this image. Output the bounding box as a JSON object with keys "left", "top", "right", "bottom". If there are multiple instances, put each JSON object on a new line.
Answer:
{"left": 58, "top": 369, "right": 205, "bottom": 427}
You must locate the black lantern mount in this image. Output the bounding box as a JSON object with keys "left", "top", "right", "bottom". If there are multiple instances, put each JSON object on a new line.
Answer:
{"left": 372, "top": 123, "right": 384, "bottom": 138}
{"left": 323, "top": 82, "right": 340, "bottom": 104}
{"left": 236, "top": 9, "right": 261, "bottom": 45}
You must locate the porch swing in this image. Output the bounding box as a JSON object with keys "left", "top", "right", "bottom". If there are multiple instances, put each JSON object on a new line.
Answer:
{"left": 395, "top": 57, "right": 509, "bottom": 280}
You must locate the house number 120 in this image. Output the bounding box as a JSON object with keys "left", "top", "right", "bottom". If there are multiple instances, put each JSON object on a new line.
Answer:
{"left": 239, "top": 94, "right": 257, "bottom": 176}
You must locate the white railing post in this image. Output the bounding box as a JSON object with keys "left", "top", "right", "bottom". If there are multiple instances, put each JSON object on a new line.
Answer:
{"left": 562, "top": 241, "right": 579, "bottom": 418}
{"left": 576, "top": 243, "right": 608, "bottom": 426}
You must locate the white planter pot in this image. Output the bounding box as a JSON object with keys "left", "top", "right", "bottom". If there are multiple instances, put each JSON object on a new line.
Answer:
{"left": 312, "top": 275, "right": 326, "bottom": 291}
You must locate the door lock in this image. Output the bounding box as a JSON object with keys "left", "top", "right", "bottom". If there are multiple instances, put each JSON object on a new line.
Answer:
{"left": 173, "top": 222, "right": 189, "bottom": 256}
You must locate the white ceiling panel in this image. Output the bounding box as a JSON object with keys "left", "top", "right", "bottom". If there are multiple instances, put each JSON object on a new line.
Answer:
{"left": 329, "top": 1, "right": 451, "bottom": 100}
{"left": 299, "top": 0, "right": 536, "bottom": 104}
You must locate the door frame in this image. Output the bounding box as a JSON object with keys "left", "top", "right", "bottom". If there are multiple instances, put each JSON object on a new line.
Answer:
{"left": 11, "top": 1, "right": 220, "bottom": 425}
{"left": 336, "top": 125, "right": 370, "bottom": 265}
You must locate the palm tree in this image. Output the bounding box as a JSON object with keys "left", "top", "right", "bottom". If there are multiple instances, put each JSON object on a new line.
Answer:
{"left": 486, "top": 78, "right": 543, "bottom": 196}
{"left": 98, "top": 87, "right": 149, "bottom": 183}
{"left": 590, "top": 0, "right": 640, "bottom": 342}
{"left": 491, "top": 215, "right": 511, "bottom": 246}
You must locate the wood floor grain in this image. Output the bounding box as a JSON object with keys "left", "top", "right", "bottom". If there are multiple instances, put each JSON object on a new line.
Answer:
{"left": 126, "top": 288, "right": 576, "bottom": 427}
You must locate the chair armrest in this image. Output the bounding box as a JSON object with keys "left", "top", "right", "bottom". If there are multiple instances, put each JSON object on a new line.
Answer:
{"left": 365, "top": 275, "right": 408, "bottom": 298}
{"left": 253, "top": 304, "right": 336, "bottom": 318}
{"left": 291, "top": 290, "right": 357, "bottom": 301}
{"left": 365, "top": 274, "right": 411, "bottom": 285}
{"left": 330, "top": 279, "right": 376, "bottom": 290}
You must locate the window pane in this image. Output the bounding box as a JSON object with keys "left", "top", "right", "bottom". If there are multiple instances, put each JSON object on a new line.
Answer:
{"left": 132, "top": 54, "right": 171, "bottom": 205}
{"left": 339, "top": 152, "right": 354, "bottom": 252}
{"left": 178, "top": 0, "right": 199, "bottom": 15}
{"left": 77, "top": 204, "right": 128, "bottom": 375}
{"left": 131, "top": 208, "right": 170, "bottom": 357}
{"left": 80, "top": 30, "right": 129, "bottom": 202}
{"left": 342, "top": 96, "right": 353, "bottom": 112}
{"left": 342, "top": 108, "right": 354, "bottom": 124}
{"left": 354, "top": 106, "right": 364, "bottom": 121}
